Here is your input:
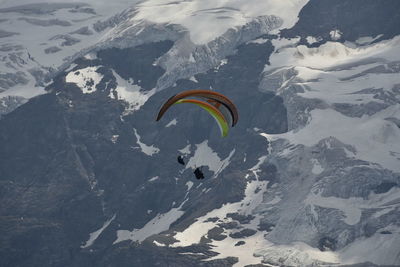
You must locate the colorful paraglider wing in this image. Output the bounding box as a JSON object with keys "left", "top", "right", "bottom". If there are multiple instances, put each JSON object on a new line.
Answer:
{"left": 175, "top": 99, "right": 229, "bottom": 137}
{"left": 156, "top": 90, "right": 238, "bottom": 127}
{"left": 193, "top": 91, "right": 238, "bottom": 127}
{"left": 206, "top": 99, "right": 233, "bottom": 127}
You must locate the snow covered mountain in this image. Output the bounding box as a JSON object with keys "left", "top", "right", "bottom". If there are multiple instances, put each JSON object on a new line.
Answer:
{"left": 1, "top": 0, "right": 400, "bottom": 266}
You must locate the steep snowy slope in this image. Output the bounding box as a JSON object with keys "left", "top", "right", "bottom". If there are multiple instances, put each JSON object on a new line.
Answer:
{"left": 0, "top": 0, "right": 308, "bottom": 116}
{"left": 1, "top": 0, "right": 400, "bottom": 267}
{"left": 255, "top": 36, "right": 400, "bottom": 266}
{"left": 0, "top": 0, "right": 142, "bottom": 115}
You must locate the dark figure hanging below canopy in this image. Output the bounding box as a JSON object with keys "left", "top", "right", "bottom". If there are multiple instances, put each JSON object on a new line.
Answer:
{"left": 194, "top": 167, "right": 205, "bottom": 180}
{"left": 177, "top": 155, "right": 185, "bottom": 165}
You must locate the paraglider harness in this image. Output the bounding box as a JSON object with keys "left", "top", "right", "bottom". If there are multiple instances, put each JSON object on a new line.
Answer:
{"left": 176, "top": 155, "right": 204, "bottom": 179}
{"left": 194, "top": 167, "right": 205, "bottom": 180}
{"left": 177, "top": 155, "right": 185, "bottom": 165}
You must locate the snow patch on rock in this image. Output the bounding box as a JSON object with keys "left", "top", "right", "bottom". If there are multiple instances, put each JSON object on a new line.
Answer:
{"left": 165, "top": 118, "right": 177, "bottom": 127}
{"left": 173, "top": 163, "right": 270, "bottom": 266}
{"left": 133, "top": 128, "right": 160, "bottom": 156}
{"left": 185, "top": 140, "right": 235, "bottom": 177}
{"left": 109, "top": 70, "right": 156, "bottom": 112}
{"left": 66, "top": 66, "right": 102, "bottom": 94}
{"left": 264, "top": 107, "right": 400, "bottom": 172}
{"left": 81, "top": 214, "right": 116, "bottom": 248}
{"left": 114, "top": 201, "right": 186, "bottom": 244}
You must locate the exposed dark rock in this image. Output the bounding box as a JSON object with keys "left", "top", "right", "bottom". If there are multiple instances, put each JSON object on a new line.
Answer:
{"left": 373, "top": 182, "right": 398, "bottom": 194}
{"left": 229, "top": 229, "right": 257, "bottom": 239}
{"left": 97, "top": 42, "right": 173, "bottom": 90}
{"left": 70, "top": 26, "right": 93, "bottom": 36}
{"left": 0, "top": 29, "right": 19, "bottom": 38}
{"left": 257, "top": 222, "right": 275, "bottom": 232}
{"left": 69, "top": 7, "right": 96, "bottom": 15}
{"left": 282, "top": 0, "right": 400, "bottom": 44}
{"left": 0, "top": 43, "right": 24, "bottom": 52}
{"left": 0, "top": 94, "right": 106, "bottom": 267}
{"left": 218, "top": 221, "right": 240, "bottom": 230}
{"left": 0, "top": 71, "right": 29, "bottom": 90}
{"left": 333, "top": 102, "right": 390, "bottom": 118}
{"left": 0, "top": 3, "right": 88, "bottom": 15}
{"left": 19, "top": 18, "right": 72, "bottom": 27}
{"left": 234, "top": 241, "right": 245, "bottom": 246}
{"left": 97, "top": 242, "right": 238, "bottom": 267}
{"left": 386, "top": 117, "right": 400, "bottom": 129}
{"left": 258, "top": 163, "right": 279, "bottom": 183}
{"left": 363, "top": 222, "right": 379, "bottom": 238}
{"left": 207, "top": 227, "right": 227, "bottom": 241}
{"left": 50, "top": 34, "right": 80, "bottom": 46}
{"left": 173, "top": 243, "right": 218, "bottom": 258}
{"left": 318, "top": 236, "right": 337, "bottom": 251}
{"left": 205, "top": 217, "right": 219, "bottom": 223}
{"left": 226, "top": 213, "right": 255, "bottom": 224}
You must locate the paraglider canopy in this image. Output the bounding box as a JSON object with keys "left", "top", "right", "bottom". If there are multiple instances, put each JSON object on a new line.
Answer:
{"left": 156, "top": 90, "right": 238, "bottom": 137}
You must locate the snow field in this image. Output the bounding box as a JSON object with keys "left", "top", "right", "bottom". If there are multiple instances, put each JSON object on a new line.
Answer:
{"left": 262, "top": 36, "right": 400, "bottom": 172}
{"left": 81, "top": 214, "right": 116, "bottom": 248}
{"left": 114, "top": 200, "right": 187, "bottom": 244}
{"left": 263, "top": 106, "right": 400, "bottom": 172}
{"left": 109, "top": 70, "right": 156, "bottom": 112}
{"left": 134, "top": 0, "right": 309, "bottom": 44}
{"left": 133, "top": 128, "right": 160, "bottom": 156}
{"left": 184, "top": 140, "right": 235, "bottom": 177}
{"left": 172, "top": 158, "right": 273, "bottom": 266}
{"left": 66, "top": 66, "right": 102, "bottom": 94}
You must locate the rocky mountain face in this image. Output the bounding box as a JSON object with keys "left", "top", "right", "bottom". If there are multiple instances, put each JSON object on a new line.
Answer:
{"left": 1, "top": 0, "right": 400, "bottom": 266}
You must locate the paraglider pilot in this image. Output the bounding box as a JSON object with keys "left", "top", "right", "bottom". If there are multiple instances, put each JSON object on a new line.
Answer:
{"left": 177, "top": 155, "right": 185, "bottom": 165}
